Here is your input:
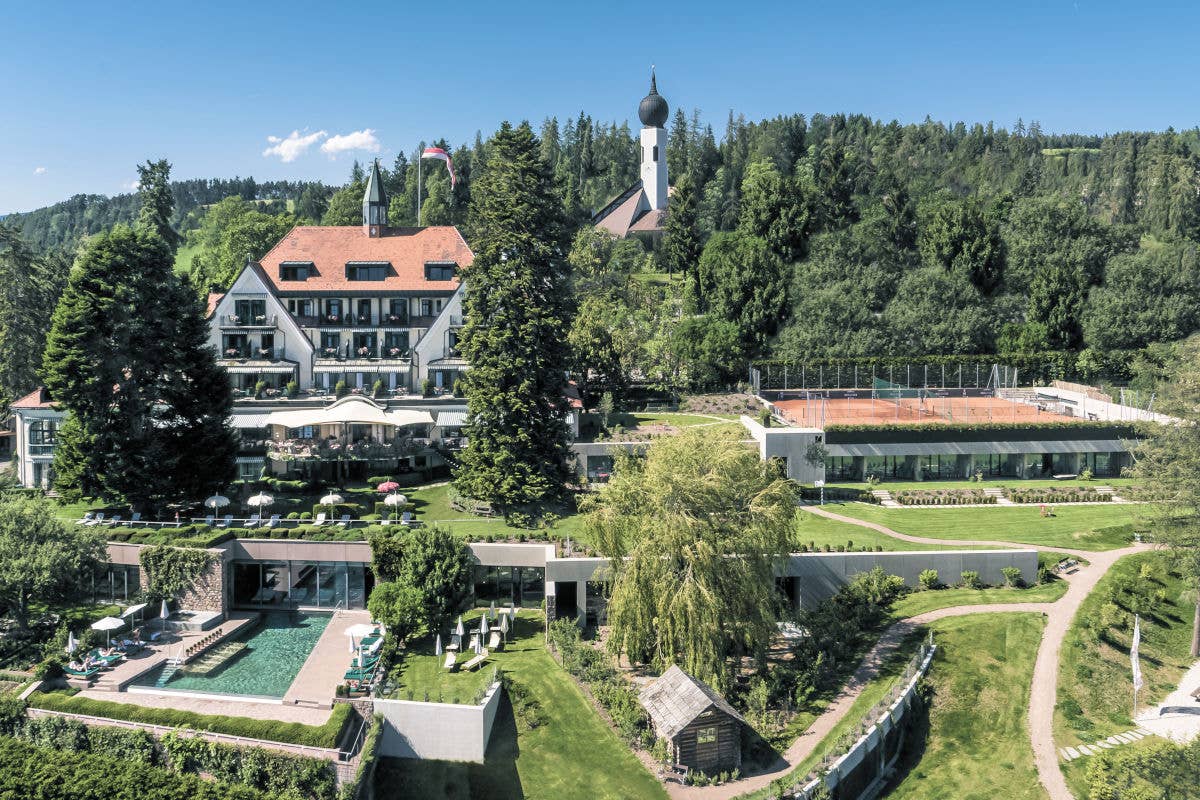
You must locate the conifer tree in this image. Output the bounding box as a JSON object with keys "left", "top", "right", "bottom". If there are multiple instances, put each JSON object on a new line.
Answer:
{"left": 135, "top": 159, "right": 182, "bottom": 252}
{"left": 661, "top": 173, "right": 703, "bottom": 306}
{"left": 42, "top": 217, "right": 235, "bottom": 512}
{"left": 455, "top": 122, "right": 573, "bottom": 512}
{"left": 0, "top": 226, "right": 66, "bottom": 404}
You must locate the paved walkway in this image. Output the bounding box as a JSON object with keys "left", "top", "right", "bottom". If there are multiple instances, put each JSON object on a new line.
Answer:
{"left": 284, "top": 609, "right": 372, "bottom": 708}
{"left": 667, "top": 507, "right": 1149, "bottom": 800}
{"left": 1060, "top": 727, "right": 1154, "bottom": 762}
{"left": 1136, "top": 658, "right": 1200, "bottom": 743}
{"left": 77, "top": 685, "right": 335, "bottom": 724}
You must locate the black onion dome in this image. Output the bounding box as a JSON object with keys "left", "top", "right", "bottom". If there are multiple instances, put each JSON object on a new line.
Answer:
{"left": 638, "top": 71, "right": 669, "bottom": 127}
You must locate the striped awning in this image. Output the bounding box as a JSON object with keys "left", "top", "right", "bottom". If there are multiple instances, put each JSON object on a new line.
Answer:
{"left": 436, "top": 410, "right": 468, "bottom": 427}
{"left": 314, "top": 361, "right": 410, "bottom": 374}
{"left": 231, "top": 411, "right": 271, "bottom": 429}
{"left": 224, "top": 363, "right": 297, "bottom": 375}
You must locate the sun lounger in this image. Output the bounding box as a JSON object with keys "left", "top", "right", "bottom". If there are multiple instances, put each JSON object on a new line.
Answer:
{"left": 443, "top": 652, "right": 458, "bottom": 671}
{"left": 336, "top": 514, "right": 350, "bottom": 528}
{"left": 129, "top": 512, "right": 142, "bottom": 525}
{"left": 245, "top": 514, "right": 261, "bottom": 528}
{"left": 462, "top": 649, "right": 489, "bottom": 671}
{"left": 64, "top": 665, "right": 101, "bottom": 679}
{"left": 400, "top": 511, "right": 413, "bottom": 526}
{"left": 104, "top": 515, "right": 121, "bottom": 526}
{"left": 488, "top": 631, "right": 502, "bottom": 650}
{"left": 87, "top": 649, "right": 124, "bottom": 667}
{"left": 313, "top": 513, "right": 328, "bottom": 527}
{"left": 343, "top": 667, "right": 376, "bottom": 681}
{"left": 203, "top": 514, "right": 214, "bottom": 527}
{"left": 266, "top": 514, "right": 281, "bottom": 528}
{"left": 77, "top": 512, "right": 95, "bottom": 526}
{"left": 85, "top": 513, "right": 105, "bottom": 527}
{"left": 351, "top": 655, "right": 380, "bottom": 669}
{"left": 218, "top": 514, "right": 233, "bottom": 528}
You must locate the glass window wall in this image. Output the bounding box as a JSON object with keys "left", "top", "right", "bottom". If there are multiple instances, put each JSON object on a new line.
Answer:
{"left": 473, "top": 565, "right": 545, "bottom": 608}
{"left": 233, "top": 561, "right": 369, "bottom": 609}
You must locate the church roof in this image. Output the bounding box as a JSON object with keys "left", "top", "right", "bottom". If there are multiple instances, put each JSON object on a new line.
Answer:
{"left": 257, "top": 225, "right": 472, "bottom": 293}
{"left": 592, "top": 181, "right": 667, "bottom": 237}
{"left": 364, "top": 160, "right": 387, "bottom": 205}
{"left": 11, "top": 387, "right": 56, "bottom": 410}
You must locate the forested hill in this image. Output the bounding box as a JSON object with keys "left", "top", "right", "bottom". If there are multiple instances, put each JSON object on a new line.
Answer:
{"left": 6, "top": 177, "right": 330, "bottom": 251}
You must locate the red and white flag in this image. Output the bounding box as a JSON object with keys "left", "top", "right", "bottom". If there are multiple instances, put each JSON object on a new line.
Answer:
{"left": 421, "top": 147, "right": 456, "bottom": 187}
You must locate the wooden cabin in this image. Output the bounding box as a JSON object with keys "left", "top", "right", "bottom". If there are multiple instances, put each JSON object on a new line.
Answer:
{"left": 639, "top": 665, "right": 747, "bottom": 774}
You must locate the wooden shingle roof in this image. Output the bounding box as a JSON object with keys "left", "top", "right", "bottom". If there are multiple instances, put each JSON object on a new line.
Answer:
{"left": 638, "top": 665, "right": 747, "bottom": 741}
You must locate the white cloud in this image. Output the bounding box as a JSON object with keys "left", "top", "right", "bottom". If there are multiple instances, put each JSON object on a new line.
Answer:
{"left": 121, "top": 179, "right": 140, "bottom": 191}
{"left": 33, "top": 166, "right": 46, "bottom": 175}
{"left": 321, "top": 129, "right": 381, "bottom": 157}
{"left": 262, "top": 129, "right": 327, "bottom": 162}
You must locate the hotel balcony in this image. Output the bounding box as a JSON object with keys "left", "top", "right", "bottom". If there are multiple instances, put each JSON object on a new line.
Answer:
{"left": 220, "top": 314, "right": 278, "bottom": 328}
{"left": 266, "top": 435, "right": 430, "bottom": 463}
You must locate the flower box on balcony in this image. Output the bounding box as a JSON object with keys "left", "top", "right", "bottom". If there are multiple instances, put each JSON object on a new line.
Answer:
{"left": 255, "top": 315, "right": 267, "bottom": 324}
{"left": 326, "top": 314, "right": 340, "bottom": 323}
{"left": 357, "top": 347, "right": 371, "bottom": 358}
{"left": 386, "top": 314, "right": 406, "bottom": 324}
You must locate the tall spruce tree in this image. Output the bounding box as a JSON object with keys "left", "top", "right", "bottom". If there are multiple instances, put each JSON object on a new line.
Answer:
{"left": 0, "top": 226, "right": 67, "bottom": 404}
{"left": 455, "top": 122, "right": 573, "bottom": 512}
{"left": 135, "top": 159, "right": 182, "bottom": 252}
{"left": 661, "top": 173, "right": 703, "bottom": 305}
{"left": 42, "top": 202, "right": 235, "bottom": 512}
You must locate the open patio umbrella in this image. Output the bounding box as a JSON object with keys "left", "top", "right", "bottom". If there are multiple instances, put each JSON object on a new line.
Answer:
{"left": 247, "top": 492, "right": 274, "bottom": 508}
{"left": 344, "top": 622, "right": 376, "bottom": 652}
{"left": 454, "top": 616, "right": 465, "bottom": 637}
{"left": 204, "top": 494, "right": 230, "bottom": 510}
{"left": 435, "top": 635, "right": 443, "bottom": 656}
{"left": 376, "top": 481, "right": 400, "bottom": 494}
{"left": 65, "top": 631, "right": 77, "bottom": 655}
{"left": 319, "top": 493, "right": 343, "bottom": 517}
{"left": 121, "top": 602, "right": 148, "bottom": 627}
{"left": 91, "top": 616, "right": 125, "bottom": 647}
{"left": 383, "top": 493, "right": 407, "bottom": 506}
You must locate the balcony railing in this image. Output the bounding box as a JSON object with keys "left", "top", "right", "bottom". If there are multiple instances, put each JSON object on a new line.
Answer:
{"left": 316, "top": 347, "right": 411, "bottom": 361}
{"left": 267, "top": 436, "right": 431, "bottom": 463}
{"left": 221, "top": 347, "right": 287, "bottom": 361}
{"left": 222, "top": 314, "right": 277, "bottom": 327}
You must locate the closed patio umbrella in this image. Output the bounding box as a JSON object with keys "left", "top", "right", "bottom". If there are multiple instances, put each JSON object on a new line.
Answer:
{"left": 435, "top": 635, "right": 443, "bottom": 656}
{"left": 500, "top": 612, "right": 509, "bottom": 638}
{"left": 91, "top": 616, "right": 125, "bottom": 647}
{"left": 480, "top": 616, "right": 489, "bottom": 635}
{"left": 204, "top": 495, "right": 230, "bottom": 510}
{"left": 489, "top": 601, "right": 496, "bottom": 621}
{"left": 159, "top": 599, "right": 170, "bottom": 631}
{"left": 454, "top": 616, "right": 465, "bottom": 637}
{"left": 65, "top": 631, "right": 77, "bottom": 655}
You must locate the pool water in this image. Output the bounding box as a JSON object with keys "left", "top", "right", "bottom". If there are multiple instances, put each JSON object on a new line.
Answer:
{"left": 131, "top": 612, "right": 330, "bottom": 698}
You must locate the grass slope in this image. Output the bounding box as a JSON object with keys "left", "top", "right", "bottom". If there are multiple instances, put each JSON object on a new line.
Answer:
{"left": 889, "top": 580, "right": 1066, "bottom": 619}
{"left": 828, "top": 503, "right": 1140, "bottom": 551}
{"left": 1055, "top": 552, "right": 1193, "bottom": 746}
{"left": 883, "top": 613, "right": 1047, "bottom": 800}
{"left": 375, "top": 614, "right": 664, "bottom": 800}
{"left": 796, "top": 511, "right": 991, "bottom": 552}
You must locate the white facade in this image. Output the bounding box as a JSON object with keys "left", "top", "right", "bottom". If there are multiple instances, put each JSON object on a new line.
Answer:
{"left": 640, "top": 125, "right": 668, "bottom": 211}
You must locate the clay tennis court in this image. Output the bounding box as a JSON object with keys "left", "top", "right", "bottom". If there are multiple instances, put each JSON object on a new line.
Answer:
{"left": 775, "top": 395, "right": 1081, "bottom": 427}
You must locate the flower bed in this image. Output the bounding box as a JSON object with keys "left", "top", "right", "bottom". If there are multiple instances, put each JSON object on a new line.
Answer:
{"left": 894, "top": 489, "right": 995, "bottom": 506}
{"left": 1003, "top": 486, "right": 1111, "bottom": 504}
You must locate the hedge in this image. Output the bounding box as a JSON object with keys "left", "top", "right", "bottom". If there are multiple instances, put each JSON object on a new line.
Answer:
{"left": 27, "top": 691, "right": 352, "bottom": 749}
{"left": 1004, "top": 486, "right": 1112, "bottom": 504}
{"left": 798, "top": 487, "right": 877, "bottom": 503}
{"left": 894, "top": 489, "right": 995, "bottom": 506}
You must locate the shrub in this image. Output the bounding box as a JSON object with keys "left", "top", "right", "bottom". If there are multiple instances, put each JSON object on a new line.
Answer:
{"left": 372, "top": 379, "right": 385, "bottom": 399}
{"left": 285, "top": 380, "right": 298, "bottom": 398}
{"left": 758, "top": 409, "right": 771, "bottom": 427}
{"left": 959, "top": 570, "right": 982, "bottom": 589}
{"left": 1001, "top": 566, "right": 1024, "bottom": 587}
{"left": 27, "top": 691, "right": 352, "bottom": 748}
{"left": 421, "top": 378, "right": 434, "bottom": 397}
{"left": 286, "top": 512, "right": 299, "bottom": 520}
{"left": 918, "top": 569, "right": 939, "bottom": 591}
{"left": 334, "top": 380, "right": 347, "bottom": 398}
{"left": 253, "top": 380, "right": 267, "bottom": 399}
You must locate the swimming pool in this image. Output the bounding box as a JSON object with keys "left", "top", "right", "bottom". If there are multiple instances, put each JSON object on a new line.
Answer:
{"left": 131, "top": 611, "right": 330, "bottom": 698}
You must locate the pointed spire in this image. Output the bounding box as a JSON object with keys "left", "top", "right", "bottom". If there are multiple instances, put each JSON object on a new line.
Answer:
{"left": 364, "top": 158, "right": 387, "bottom": 205}
{"left": 650, "top": 67, "right": 658, "bottom": 95}
{"left": 362, "top": 158, "right": 388, "bottom": 234}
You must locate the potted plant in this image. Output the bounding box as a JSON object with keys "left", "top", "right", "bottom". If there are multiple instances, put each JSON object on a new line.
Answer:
{"left": 225, "top": 347, "right": 241, "bottom": 358}
{"left": 387, "top": 346, "right": 402, "bottom": 357}
{"left": 230, "top": 315, "right": 242, "bottom": 325}
{"left": 357, "top": 346, "right": 370, "bottom": 358}
{"left": 327, "top": 313, "right": 340, "bottom": 323}
{"left": 255, "top": 314, "right": 266, "bottom": 323}
{"left": 258, "top": 347, "right": 273, "bottom": 359}
{"left": 323, "top": 347, "right": 338, "bottom": 358}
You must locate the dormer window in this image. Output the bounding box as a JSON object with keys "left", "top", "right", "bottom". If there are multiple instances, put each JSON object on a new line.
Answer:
{"left": 425, "top": 261, "right": 456, "bottom": 281}
{"left": 346, "top": 261, "right": 390, "bottom": 281}
{"left": 279, "top": 262, "right": 311, "bottom": 281}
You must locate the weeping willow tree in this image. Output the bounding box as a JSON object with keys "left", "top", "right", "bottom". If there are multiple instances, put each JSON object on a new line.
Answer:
{"left": 585, "top": 427, "right": 797, "bottom": 690}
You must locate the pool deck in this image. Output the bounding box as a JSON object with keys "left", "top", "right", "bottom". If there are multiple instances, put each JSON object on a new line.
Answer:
{"left": 284, "top": 609, "right": 372, "bottom": 708}
{"left": 90, "top": 613, "right": 260, "bottom": 692}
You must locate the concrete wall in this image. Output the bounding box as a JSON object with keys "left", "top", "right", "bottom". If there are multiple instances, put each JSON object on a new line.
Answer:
{"left": 784, "top": 549, "right": 1039, "bottom": 606}
{"left": 740, "top": 416, "right": 824, "bottom": 483}
{"left": 374, "top": 681, "right": 503, "bottom": 763}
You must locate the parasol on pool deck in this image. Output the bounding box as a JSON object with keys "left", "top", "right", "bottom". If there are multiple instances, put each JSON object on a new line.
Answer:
{"left": 90, "top": 616, "right": 125, "bottom": 647}
{"left": 121, "top": 602, "right": 148, "bottom": 627}
{"left": 204, "top": 494, "right": 230, "bottom": 510}
{"left": 345, "top": 622, "right": 376, "bottom": 653}
{"left": 247, "top": 492, "right": 274, "bottom": 508}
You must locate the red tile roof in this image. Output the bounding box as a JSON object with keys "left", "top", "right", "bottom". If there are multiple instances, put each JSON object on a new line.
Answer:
{"left": 258, "top": 226, "right": 473, "bottom": 293}
{"left": 11, "top": 387, "right": 56, "bottom": 409}
{"left": 205, "top": 292, "right": 224, "bottom": 319}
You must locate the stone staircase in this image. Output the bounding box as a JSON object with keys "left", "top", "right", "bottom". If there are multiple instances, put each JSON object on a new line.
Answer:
{"left": 1060, "top": 727, "right": 1155, "bottom": 762}
{"left": 983, "top": 487, "right": 1013, "bottom": 505}
{"left": 871, "top": 489, "right": 900, "bottom": 508}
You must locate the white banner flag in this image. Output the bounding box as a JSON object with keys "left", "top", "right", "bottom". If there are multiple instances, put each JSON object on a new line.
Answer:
{"left": 1131, "top": 615, "right": 1144, "bottom": 692}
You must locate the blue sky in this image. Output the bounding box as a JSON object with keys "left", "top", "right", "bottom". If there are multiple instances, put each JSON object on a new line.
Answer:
{"left": 3, "top": 0, "right": 1199, "bottom": 213}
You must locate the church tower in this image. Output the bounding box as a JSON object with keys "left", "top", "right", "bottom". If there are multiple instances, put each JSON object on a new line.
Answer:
{"left": 362, "top": 159, "right": 388, "bottom": 237}
{"left": 638, "top": 70, "right": 669, "bottom": 212}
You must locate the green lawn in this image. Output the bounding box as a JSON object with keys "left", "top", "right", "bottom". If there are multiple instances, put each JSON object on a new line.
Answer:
{"left": 828, "top": 503, "right": 1142, "bottom": 551}
{"left": 1055, "top": 552, "right": 1193, "bottom": 747}
{"left": 884, "top": 613, "right": 1048, "bottom": 800}
{"left": 889, "top": 580, "right": 1066, "bottom": 619}
{"left": 796, "top": 511, "right": 990, "bottom": 552}
{"left": 403, "top": 483, "right": 585, "bottom": 543}
{"left": 387, "top": 609, "right": 537, "bottom": 704}
{"left": 375, "top": 613, "right": 665, "bottom": 800}
{"left": 827, "top": 478, "right": 1137, "bottom": 492}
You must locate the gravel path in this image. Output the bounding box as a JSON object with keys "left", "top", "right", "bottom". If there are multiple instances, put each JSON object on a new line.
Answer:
{"left": 665, "top": 507, "right": 1148, "bottom": 800}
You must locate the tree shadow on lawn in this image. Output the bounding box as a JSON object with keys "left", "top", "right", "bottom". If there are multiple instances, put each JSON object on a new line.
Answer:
{"left": 373, "top": 695, "right": 523, "bottom": 800}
